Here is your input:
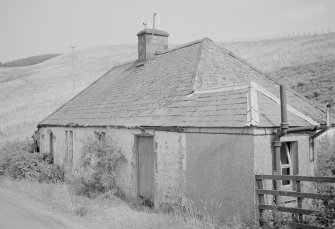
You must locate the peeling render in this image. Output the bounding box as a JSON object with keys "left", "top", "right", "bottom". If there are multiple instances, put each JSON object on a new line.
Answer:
{"left": 39, "top": 126, "right": 187, "bottom": 207}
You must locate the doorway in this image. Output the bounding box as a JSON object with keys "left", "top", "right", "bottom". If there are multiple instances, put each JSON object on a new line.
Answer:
{"left": 137, "top": 136, "right": 154, "bottom": 207}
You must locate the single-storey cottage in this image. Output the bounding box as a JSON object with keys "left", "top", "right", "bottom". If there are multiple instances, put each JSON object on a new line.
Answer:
{"left": 37, "top": 21, "right": 335, "bottom": 221}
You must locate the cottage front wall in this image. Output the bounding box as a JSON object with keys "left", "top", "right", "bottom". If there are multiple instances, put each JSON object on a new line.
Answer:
{"left": 38, "top": 126, "right": 186, "bottom": 206}
{"left": 185, "top": 132, "right": 255, "bottom": 221}
{"left": 39, "top": 126, "right": 139, "bottom": 197}
{"left": 154, "top": 131, "right": 186, "bottom": 206}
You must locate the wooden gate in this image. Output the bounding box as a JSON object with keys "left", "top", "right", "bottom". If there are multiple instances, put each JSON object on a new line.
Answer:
{"left": 255, "top": 174, "right": 335, "bottom": 229}
{"left": 137, "top": 136, "right": 155, "bottom": 206}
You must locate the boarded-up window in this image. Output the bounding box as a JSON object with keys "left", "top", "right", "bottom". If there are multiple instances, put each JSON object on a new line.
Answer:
{"left": 95, "top": 131, "right": 106, "bottom": 140}
{"left": 49, "top": 131, "right": 54, "bottom": 155}
{"left": 65, "top": 130, "right": 73, "bottom": 163}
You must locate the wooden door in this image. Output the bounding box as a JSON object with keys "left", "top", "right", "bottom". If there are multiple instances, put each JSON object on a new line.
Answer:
{"left": 138, "top": 136, "right": 154, "bottom": 206}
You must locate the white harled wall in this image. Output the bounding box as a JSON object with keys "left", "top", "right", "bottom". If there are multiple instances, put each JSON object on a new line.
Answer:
{"left": 39, "top": 126, "right": 186, "bottom": 206}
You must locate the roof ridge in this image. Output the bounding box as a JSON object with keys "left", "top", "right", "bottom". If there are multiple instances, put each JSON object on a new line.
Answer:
{"left": 110, "top": 60, "right": 136, "bottom": 70}
{"left": 192, "top": 83, "right": 249, "bottom": 95}
{"left": 211, "top": 41, "right": 326, "bottom": 114}
{"left": 157, "top": 37, "right": 212, "bottom": 55}
{"left": 127, "top": 38, "right": 211, "bottom": 68}
{"left": 188, "top": 38, "right": 209, "bottom": 93}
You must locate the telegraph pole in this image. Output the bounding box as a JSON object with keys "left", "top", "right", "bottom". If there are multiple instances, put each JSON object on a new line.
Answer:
{"left": 71, "top": 45, "right": 76, "bottom": 90}
{"left": 70, "top": 45, "right": 75, "bottom": 67}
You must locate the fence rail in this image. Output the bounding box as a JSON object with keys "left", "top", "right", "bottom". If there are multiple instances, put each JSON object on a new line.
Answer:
{"left": 255, "top": 174, "right": 335, "bottom": 229}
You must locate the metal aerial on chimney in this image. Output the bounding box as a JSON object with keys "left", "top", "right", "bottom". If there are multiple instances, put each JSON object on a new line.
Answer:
{"left": 152, "top": 13, "right": 162, "bottom": 43}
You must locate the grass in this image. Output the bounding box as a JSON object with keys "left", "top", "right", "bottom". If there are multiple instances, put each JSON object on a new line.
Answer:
{"left": 269, "top": 60, "right": 335, "bottom": 111}
{"left": 0, "top": 177, "right": 250, "bottom": 229}
{"left": 223, "top": 32, "right": 335, "bottom": 72}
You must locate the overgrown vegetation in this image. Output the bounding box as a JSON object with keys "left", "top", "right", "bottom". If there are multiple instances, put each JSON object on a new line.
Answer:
{"left": 269, "top": 60, "right": 335, "bottom": 112}
{"left": 0, "top": 140, "right": 64, "bottom": 183}
{"left": 0, "top": 53, "right": 60, "bottom": 67}
{"left": 0, "top": 177, "right": 252, "bottom": 229}
{"left": 67, "top": 136, "right": 127, "bottom": 197}
{"left": 313, "top": 136, "right": 335, "bottom": 228}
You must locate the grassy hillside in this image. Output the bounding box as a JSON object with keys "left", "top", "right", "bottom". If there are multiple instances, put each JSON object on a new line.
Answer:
{"left": 269, "top": 60, "right": 335, "bottom": 106}
{"left": 0, "top": 45, "right": 137, "bottom": 143}
{"left": 223, "top": 32, "right": 335, "bottom": 72}
{"left": 1, "top": 33, "right": 335, "bottom": 143}
{"left": 0, "top": 53, "right": 61, "bottom": 67}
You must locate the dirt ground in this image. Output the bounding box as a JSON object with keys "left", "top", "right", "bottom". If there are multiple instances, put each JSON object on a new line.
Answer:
{"left": 0, "top": 187, "right": 88, "bottom": 229}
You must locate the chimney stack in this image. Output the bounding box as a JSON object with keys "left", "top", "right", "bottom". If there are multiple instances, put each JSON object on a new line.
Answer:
{"left": 137, "top": 13, "right": 169, "bottom": 63}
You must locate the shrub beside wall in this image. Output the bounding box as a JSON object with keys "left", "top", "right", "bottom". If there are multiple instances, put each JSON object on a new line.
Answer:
{"left": 0, "top": 140, "right": 64, "bottom": 183}
{"left": 314, "top": 136, "right": 335, "bottom": 227}
{"left": 67, "top": 136, "right": 127, "bottom": 197}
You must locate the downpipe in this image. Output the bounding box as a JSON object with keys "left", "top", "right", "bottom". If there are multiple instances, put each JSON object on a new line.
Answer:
{"left": 272, "top": 85, "right": 328, "bottom": 190}
{"left": 273, "top": 85, "right": 288, "bottom": 190}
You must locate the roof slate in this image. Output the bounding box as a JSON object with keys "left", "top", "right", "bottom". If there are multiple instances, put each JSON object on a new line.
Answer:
{"left": 40, "top": 38, "right": 325, "bottom": 128}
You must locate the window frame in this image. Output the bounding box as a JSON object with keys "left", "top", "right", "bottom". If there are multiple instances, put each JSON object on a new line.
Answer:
{"left": 65, "top": 130, "right": 73, "bottom": 163}
{"left": 280, "top": 142, "right": 294, "bottom": 186}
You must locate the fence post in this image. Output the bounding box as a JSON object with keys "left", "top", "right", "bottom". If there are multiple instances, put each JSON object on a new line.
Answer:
{"left": 296, "top": 180, "right": 303, "bottom": 223}
{"left": 256, "top": 178, "right": 265, "bottom": 225}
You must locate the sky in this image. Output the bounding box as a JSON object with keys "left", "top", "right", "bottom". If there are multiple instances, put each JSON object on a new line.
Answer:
{"left": 0, "top": 0, "right": 335, "bottom": 61}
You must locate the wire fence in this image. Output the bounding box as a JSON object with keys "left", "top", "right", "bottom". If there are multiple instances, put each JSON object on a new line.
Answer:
{"left": 222, "top": 29, "right": 335, "bottom": 44}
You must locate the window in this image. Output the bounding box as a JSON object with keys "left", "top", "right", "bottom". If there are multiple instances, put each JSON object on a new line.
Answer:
{"left": 49, "top": 131, "right": 54, "bottom": 155}
{"left": 280, "top": 142, "right": 298, "bottom": 186}
{"left": 65, "top": 130, "right": 73, "bottom": 163}
{"left": 94, "top": 131, "right": 106, "bottom": 141}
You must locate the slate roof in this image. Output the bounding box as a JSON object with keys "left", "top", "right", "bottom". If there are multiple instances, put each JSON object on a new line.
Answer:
{"left": 39, "top": 38, "right": 325, "bottom": 128}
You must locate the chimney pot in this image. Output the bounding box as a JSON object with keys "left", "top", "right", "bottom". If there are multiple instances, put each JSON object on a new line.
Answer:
{"left": 327, "top": 103, "right": 332, "bottom": 127}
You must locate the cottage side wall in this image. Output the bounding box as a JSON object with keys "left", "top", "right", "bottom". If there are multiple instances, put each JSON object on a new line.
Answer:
{"left": 38, "top": 126, "right": 186, "bottom": 206}
{"left": 254, "top": 130, "right": 274, "bottom": 206}
{"left": 185, "top": 133, "right": 255, "bottom": 221}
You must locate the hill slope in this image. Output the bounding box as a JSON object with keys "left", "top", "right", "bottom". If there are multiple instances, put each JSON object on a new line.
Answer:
{"left": 269, "top": 60, "right": 335, "bottom": 106}
{"left": 1, "top": 33, "right": 335, "bottom": 143}
{"left": 223, "top": 32, "right": 335, "bottom": 72}
{"left": 0, "top": 45, "right": 137, "bottom": 142}
{"left": 0, "top": 53, "right": 61, "bottom": 67}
